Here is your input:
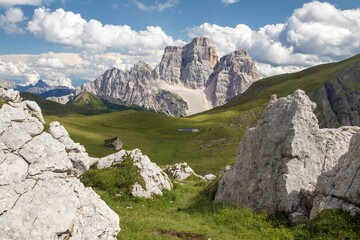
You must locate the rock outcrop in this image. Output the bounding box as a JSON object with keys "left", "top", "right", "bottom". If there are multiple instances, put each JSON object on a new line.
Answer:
{"left": 163, "top": 162, "right": 216, "bottom": 181}
{"left": 97, "top": 149, "right": 173, "bottom": 198}
{"left": 77, "top": 37, "right": 260, "bottom": 116}
{"left": 215, "top": 89, "right": 360, "bottom": 220}
{"left": 164, "top": 162, "right": 202, "bottom": 180}
{"left": 206, "top": 49, "right": 260, "bottom": 106}
{"left": 104, "top": 136, "right": 124, "bottom": 151}
{"left": 0, "top": 88, "right": 120, "bottom": 239}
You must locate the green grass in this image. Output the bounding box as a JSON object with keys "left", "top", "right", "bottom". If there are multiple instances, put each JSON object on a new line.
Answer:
{"left": 83, "top": 177, "right": 360, "bottom": 239}
{"left": 81, "top": 156, "right": 145, "bottom": 196}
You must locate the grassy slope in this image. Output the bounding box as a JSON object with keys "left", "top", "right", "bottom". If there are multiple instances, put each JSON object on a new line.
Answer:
{"left": 46, "top": 54, "right": 360, "bottom": 175}
{"left": 86, "top": 177, "right": 360, "bottom": 240}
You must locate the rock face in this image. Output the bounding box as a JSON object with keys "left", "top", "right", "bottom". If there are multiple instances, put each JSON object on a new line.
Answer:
{"left": 215, "top": 89, "right": 359, "bottom": 220}
{"left": 311, "top": 131, "right": 360, "bottom": 217}
{"left": 97, "top": 149, "right": 173, "bottom": 198}
{"left": 206, "top": 49, "right": 261, "bottom": 106}
{"left": 77, "top": 37, "right": 260, "bottom": 116}
{"left": 0, "top": 88, "right": 120, "bottom": 239}
{"left": 156, "top": 37, "right": 218, "bottom": 89}
{"left": 310, "top": 61, "right": 360, "bottom": 128}
{"left": 77, "top": 63, "right": 188, "bottom": 117}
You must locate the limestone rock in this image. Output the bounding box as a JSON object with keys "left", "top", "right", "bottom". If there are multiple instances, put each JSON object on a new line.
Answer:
{"left": 215, "top": 89, "right": 359, "bottom": 219}
{"left": 104, "top": 136, "right": 124, "bottom": 151}
{"left": 97, "top": 149, "right": 173, "bottom": 198}
{"left": 163, "top": 162, "right": 203, "bottom": 180}
{"left": 0, "top": 88, "right": 120, "bottom": 239}
{"left": 206, "top": 49, "right": 260, "bottom": 106}
{"left": 311, "top": 131, "right": 360, "bottom": 217}
{"left": 204, "top": 174, "right": 217, "bottom": 181}
{"left": 76, "top": 62, "right": 188, "bottom": 117}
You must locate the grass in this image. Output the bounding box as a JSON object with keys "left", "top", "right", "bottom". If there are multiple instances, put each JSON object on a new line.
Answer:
{"left": 81, "top": 155, "right": 145, "bottom": 196}
{"left": 82, "top": 176, "right": 360, "bottom": 239}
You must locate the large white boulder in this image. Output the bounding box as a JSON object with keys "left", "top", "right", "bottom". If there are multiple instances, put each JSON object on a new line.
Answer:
{"left": 215, "top": 89, "right": 359, "bottom": 220}
{"left": 0, "top": 88, "right": 120, "bottom": 239}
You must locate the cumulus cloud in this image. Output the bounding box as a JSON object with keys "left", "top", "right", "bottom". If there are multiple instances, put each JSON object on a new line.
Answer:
{"left": 0, "top": 52, "right": 158, "bottom": 87}
{"left": 0, "top": 0, "right": 45, "bottom": 8}
{"left": 221, "top": 0, "right": 239, "bottom": 5}
{"left": 27, "top": 7, "right": 184, "bottom": 60}
{"left": 134, "top": 0, "right": 179, "bottom": 12}
{"left": 188, "top": 1, "right": 360, "bottom": 76}
{"left": 0, "top": 7, "right": 26, "bottom": 34}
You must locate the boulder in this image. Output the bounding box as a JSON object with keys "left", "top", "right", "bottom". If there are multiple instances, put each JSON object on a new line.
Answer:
{"left": 104, "top": 136, "right": 124, "bottom": 151}
{"left": 0, "top": 88, "right": 120, "bottom": 239}
{"left": 97, "top": 149, "right": 173, "bottom": 198}
{"left": 163, "top": 162, "right": 203, "bottom": 180}
{"left": 215, "top": 89, "right": 359, "bottom": 220}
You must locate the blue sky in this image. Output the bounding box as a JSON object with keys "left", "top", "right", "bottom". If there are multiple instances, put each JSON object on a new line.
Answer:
{"left": 0, "top": 0, "right": 360, "bottom": 86}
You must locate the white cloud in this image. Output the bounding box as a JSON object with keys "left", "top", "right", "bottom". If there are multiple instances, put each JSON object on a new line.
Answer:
{"left": 221, "top": 0, "right": 239, "bottom": 5}
{"left": 0, "top": 52, "right": 161, "bottom": 87}
{"left": 0, "top": 7, "right": 26, "bottom": 34}
{"left": 188, "top": 1, "right": 360, "bottom": 76}
{"left": 0, "top": 0, "right": 45, "bottom": 8}
{"left": 27, "top": 7, "right": 184, "bottom": 59}
{"left": 134, "top": 0, "right": 179, "bottom": 12}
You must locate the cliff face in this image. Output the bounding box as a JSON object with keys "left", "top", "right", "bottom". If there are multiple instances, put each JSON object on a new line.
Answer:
{"left": 206, "top": 49, "right": 260, "bottom": 107}
{"left": 77, "top": 62, "right": 188, "bottom": 117}
{"left": 77, "top": 37, "right": 260, "bottom": 116}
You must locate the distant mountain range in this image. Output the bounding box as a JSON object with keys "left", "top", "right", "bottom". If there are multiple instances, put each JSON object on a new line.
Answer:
{"left": 76, "top": 37, "right": 261, "bottom": 116}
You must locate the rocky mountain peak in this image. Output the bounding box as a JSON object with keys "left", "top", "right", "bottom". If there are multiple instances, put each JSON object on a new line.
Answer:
{"left": 189, "top": 36, "right": 211, "bottom": 47}
{"left": 34, "top": 79, "right": 49, "bottom": 88}
{"left": 205, "top": 48, "right": 261, "bottom": 106}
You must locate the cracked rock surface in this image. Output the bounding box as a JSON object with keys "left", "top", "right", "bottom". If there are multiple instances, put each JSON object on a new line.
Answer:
{"left": 0, "top": 88, "right": 120, "bottom": 240}
{"left": 215, "top": 89, "right": 360, "bottom": 220}
{"left": 311, "top": 131, "right": 360, "bottom": 217}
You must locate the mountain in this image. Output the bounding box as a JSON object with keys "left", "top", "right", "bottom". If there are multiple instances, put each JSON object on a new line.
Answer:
{"left": 206, "top": 49, "right": 260, "bottom": 106}
{"left": 16, "top": 79, "right": 73, "bottom": 96}
{"left": 77, "top": 37, "right": 260, "bottom": 116}
{"left": 20, "top": 91, "right": 145, "bottom": 116}
{"left": 77, "top": 62, "right": 188, "bottom": 116}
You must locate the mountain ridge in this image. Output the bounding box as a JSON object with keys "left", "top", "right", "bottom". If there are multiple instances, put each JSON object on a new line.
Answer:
{"left": 76, "top": 37, "right": 260, "bottom": 116}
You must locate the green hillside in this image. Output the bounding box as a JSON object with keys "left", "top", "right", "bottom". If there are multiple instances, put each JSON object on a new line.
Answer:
{"left": 21, "top": 91, "right": 146, "bottom": 116}
{"left": 46, "top": 54, "right": 360, "bottom": 175}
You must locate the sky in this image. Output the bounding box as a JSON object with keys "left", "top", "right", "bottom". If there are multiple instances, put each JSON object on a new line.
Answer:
{"left": 0, "top": 0, "right": 359, "bottom": 87}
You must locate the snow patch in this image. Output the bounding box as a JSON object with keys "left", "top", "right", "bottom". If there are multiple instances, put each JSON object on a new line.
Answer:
{"left": 155, "top": 81, "right": 212, "bottom": 115}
